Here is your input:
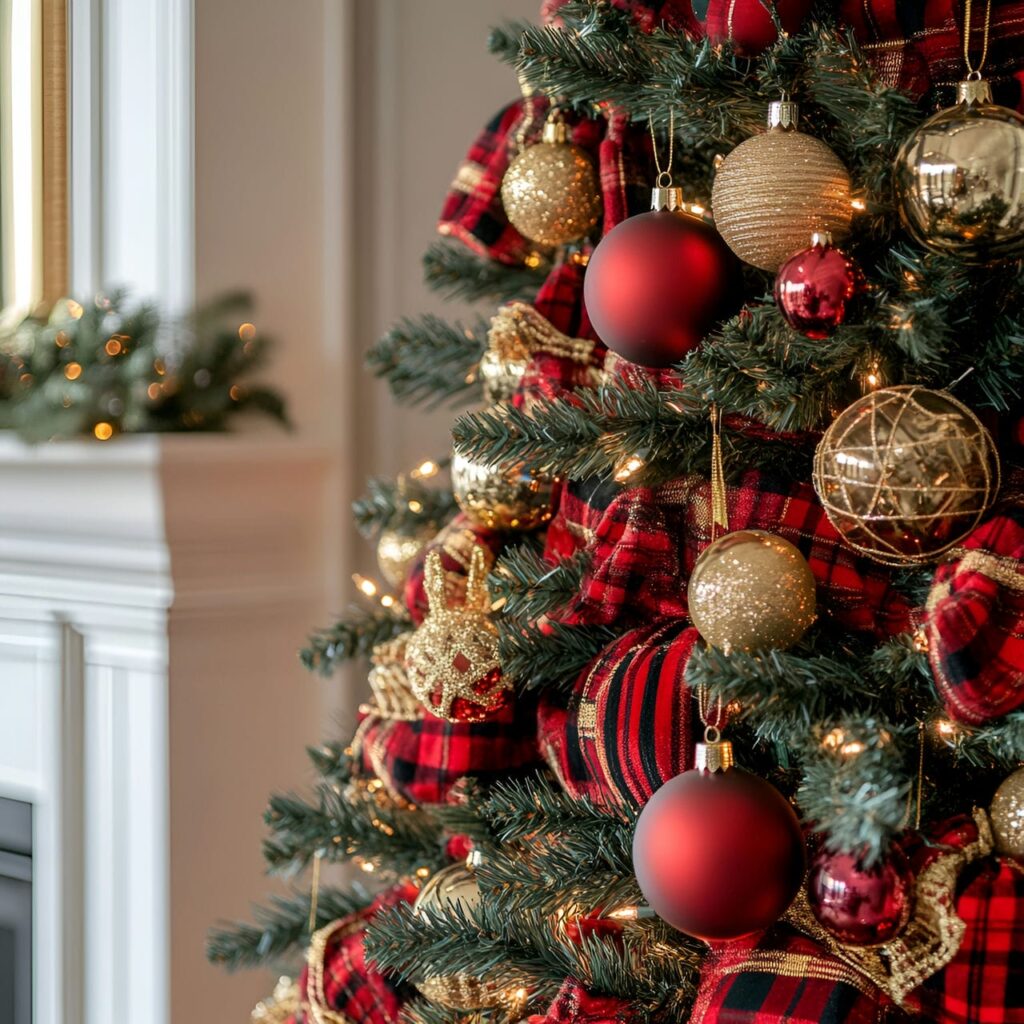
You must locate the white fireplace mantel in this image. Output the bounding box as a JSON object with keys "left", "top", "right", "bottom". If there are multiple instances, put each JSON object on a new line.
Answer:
{"left": 0, "top": 432, "right": 335, "bottom": 1024}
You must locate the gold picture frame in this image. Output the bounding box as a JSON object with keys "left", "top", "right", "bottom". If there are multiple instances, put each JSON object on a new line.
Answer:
{"left": 41, "top": 0, "right": 67, "bottom": 307}
{"left": 0, "top": 0, "right": 67, "bottom": 325}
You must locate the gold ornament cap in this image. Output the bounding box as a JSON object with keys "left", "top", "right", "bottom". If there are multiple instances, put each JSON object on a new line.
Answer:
{"left": 542, "top": 118, "right": 569, "bottom": 144}
{"left": 650, "top": 185, "right": 687, "bottom": 212}
{"left": 694, "top": 733, "right": 735, "bottom": 773}
{"left": 956, "top": 77, "right": 993, "bottom": 105}
{"left": 768, "top": 98, "right": 800, "bottom": 130}
{"left": 810, "top": 231, "right": 833, "bottom": 248}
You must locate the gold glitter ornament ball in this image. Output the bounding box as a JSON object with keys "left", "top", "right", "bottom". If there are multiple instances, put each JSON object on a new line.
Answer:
{"left": 813, "top": 386, "right": 999, "bottom": 566}
{"left": 711, "top": 99, "right": 852, "bottom": 272}
{"left": 688, "top": 530, "right": 817, "bottom": 653}
{"left": 501, "top": 117, "right": 601, "bottom": 247}
{"left": 991, "top": 767, "right": 1024, "bottom": 861}
{"left": 376, "top": 525, "right": 434, "bottom": 590}
{"left": 413, "top": 860, "right": 502, "bottom": 1010}
{"left": 895, "top": 79, "right": 1024, "bottom": 263}
{"left": 451, "top": 449, "right": 554, "bottom": 531}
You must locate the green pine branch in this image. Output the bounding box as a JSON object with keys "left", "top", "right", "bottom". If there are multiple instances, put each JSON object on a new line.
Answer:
{"left": 366, "top": 314, "right": 487, "bottom": 409}
{"left": 263, "top": 783, "right": 445, "bottom": 878}
{"left": 353, "top": 475, "right": 458, "bottom": 538}
{"left": 301, "top": 606, "right": 410, "bottom": 677}
{"left": 366, "top": 899, "right": 700, "bottom": 1009}
{"left": 798, "top": 718, "right": 914, "bottom": 865}
{"left": 498, "top": 619, "right": 616, "bottom": 694}
{"left": 206, "top": 884, "right": 372, "bottom": 971}
{"left": 0, "top": 290, "right": 288, "bottom": 440}
{"left": 490, "top": 545, "right": 591, "bottom": 623}
{"left": 423, "top": 241, "right": 548, "bottom": 304}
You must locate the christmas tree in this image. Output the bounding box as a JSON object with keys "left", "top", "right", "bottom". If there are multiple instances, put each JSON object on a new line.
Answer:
{"left": 209, "top": 3, "right": 1024, "bottom": 1022}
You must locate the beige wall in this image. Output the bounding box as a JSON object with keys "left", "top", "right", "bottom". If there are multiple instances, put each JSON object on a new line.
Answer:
{"left": 192, "top": 1, "right": 538, "bottom": 1021}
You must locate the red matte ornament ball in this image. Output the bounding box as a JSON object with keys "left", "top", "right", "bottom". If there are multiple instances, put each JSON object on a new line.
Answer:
{"left": 584, "top": 209, "right": 741, "bottom": 369}
{"left": 774, "top": 240, "right": 859, "bottom": 339}
{"left": 807, "top": 848, "right": 914, "bottom": 946}
{"left": 632, "top": 766, "right": 806, "bottom": 941}
{"left": 699, "top": 0, "right": 813, "bottom": 55}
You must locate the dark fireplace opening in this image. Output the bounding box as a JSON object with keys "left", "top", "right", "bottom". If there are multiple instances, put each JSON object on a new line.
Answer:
{"left": 0, "top": 797, "right": 32, "bottom": 1024}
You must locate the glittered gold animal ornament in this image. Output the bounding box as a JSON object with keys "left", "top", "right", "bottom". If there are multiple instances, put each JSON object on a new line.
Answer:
{"left": 405, "top": 547, "right": 509, "bottom": 722}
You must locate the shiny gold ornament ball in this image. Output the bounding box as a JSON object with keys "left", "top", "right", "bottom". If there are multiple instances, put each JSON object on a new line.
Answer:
{"left": 501, "top": 120, "right": 601, "bottom": 247}
{"left": 991, "top": 767, "right": 1024, "bottom": 861}
{"left": 451, "top": 450, "right": 554, "bottom": 531}
{"left": 688, "top": 530, "right": 817, "bottom": 653}
{"left": 712, "top": 107, "right": 852, "bottom": 272}
{"left": 413, "top": 861, "right": 502, "bottom": 1010}
{"left": 478, "top": 346, "right": 528, "bottom": 404}
{"left": 376, "top": 526, "right": 433, "bottom": 590}
{"left": 895, "top": 81, "right": 1024, "bottom": 263}
{"left": 813, "top": 386, "right": 999, "bottom": 566}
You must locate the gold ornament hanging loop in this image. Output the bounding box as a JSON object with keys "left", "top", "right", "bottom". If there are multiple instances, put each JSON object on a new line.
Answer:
{"left": 648, "top": 109, "right": 675, "bottom": 188}
{"left": 710, "top": 404, "right": 729, "bottom": 541}
{"left": 963, "top": 0, "right": 994, "bottom": 79}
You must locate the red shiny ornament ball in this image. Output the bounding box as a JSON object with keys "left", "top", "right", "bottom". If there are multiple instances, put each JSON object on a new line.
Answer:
{"left": 632, "top": 767, "right": 806, "bottom": 941}
{"left": 584, "top": 209, "right": 741, "bottom": 369}
{"left": 699, "top": 0, "right": 813, "bottom": 55}
{"left": 433, "top": 668, "right": 509, "bottom": 724}
{"left": 774, "top": 241, "right": 859, "bottom": 339}
{"left": 808, "top": 848, "right": 913, "bottom": 946}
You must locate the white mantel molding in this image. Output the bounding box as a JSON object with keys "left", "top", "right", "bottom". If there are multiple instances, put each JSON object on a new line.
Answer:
{"left": 0, "top": 432, "right": 334, "bottom": 1024}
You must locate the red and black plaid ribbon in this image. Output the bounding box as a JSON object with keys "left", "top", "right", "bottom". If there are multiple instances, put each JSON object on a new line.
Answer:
{"left": 355, "top": 699, "right": 542, "bottom": 807}
{"left": 692, "top": 925, "right": 900, "bottom": 1024}
{"left": 525, "top": 977, "right": 634, "bottom": 1024}
{"left": 538, "top": 618, "right": 698, "bottom": 808}
{"left": 919, "top": 858, "right": 1024, "bottom": 1023}
{"left": 838, "top": 0, "right": 1024, "bottom": 108}
{"left": 926, "top": 488, "right": 1024, "bottom": 724}
{"left": 296, "top": 884, "right": 418, "bottom": 1024}
{"left": 543, "top": 468, "right": 914, "bottom": 639}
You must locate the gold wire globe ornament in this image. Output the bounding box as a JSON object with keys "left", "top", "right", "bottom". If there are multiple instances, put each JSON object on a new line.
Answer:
{"left": 711, "top": 97, "right": 853, "bottom": 272}
{"left": 412, "top": 857, "right": 503, "bottom": 1011}
{"left": 813, "top": 385, "right": 1000, "bottom": 566}
{"left": 451, "top": 448, "right": 555, "bottom": 531}
{"left": 500, "top": 111, "right": 602, "bottom": 247}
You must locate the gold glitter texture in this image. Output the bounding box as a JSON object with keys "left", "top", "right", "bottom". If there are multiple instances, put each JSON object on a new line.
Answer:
{"left": 991, "top": 766, "right": 1024, "bottom": 860}
{"left": 452, "top": 449, "right": 554, "bottom": 531}
{"left": 501, "top": 120, "right": 601, "bottom": 247}
{"left": 405, "top": 547, "right": 508, "bottom": 721}
{"left": 412, "top": 862, "right": 502, "bottom": 1010}
{"left": 711, "top": 127, "right": 852, "bottom": 271}
{"left": 813, "top": 386, "right": 999, "bottom": 566}
{"left": 688, "top": 529, "right": 817, "bottom": 653}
